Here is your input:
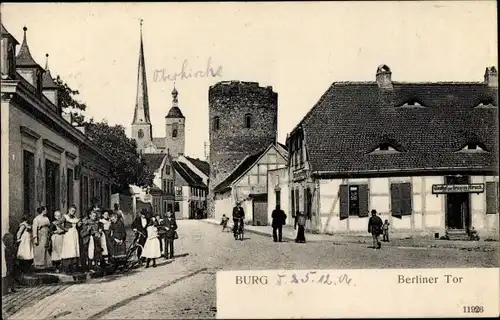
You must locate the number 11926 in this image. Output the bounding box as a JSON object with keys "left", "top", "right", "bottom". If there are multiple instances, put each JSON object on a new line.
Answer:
{"left": 463, "top": 306, "right": 484, "bottom": 313}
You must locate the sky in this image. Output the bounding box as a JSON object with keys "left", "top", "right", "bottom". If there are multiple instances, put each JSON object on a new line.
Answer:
{"left": 1, "top": 1, "right": 497, "bottom": 160}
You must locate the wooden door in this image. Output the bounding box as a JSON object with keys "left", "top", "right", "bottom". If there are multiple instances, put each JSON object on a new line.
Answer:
{"left": 253, "top": 200, "right": 268, "bottom": 226}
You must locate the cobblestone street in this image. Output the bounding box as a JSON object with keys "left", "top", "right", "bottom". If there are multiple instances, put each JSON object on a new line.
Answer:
{"left": 4, "top": 220, "right": 498, "bottom": 319}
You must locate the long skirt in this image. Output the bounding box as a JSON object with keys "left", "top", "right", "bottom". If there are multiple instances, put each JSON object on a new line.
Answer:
{"left": 103, "top": 230, "right": 112, "bottom": 257}
{"left": 51, "top": 234, "right": 64, "bottom": 262}
{"left": 296, "top": 225, "right": 306, "bottom": 242}
{"left": 17, "top": 231, "right": 34, "bottom": 261}
{"left": 100, "top": 233, "right": 108, "bottom": 256}
{"left": 60, "top": 228, "right": 80, "bottom": 260}
{"left": 2, "top": 242, "right": 7, "bottom": 278}
{"left": 112, "top": 240, "right": 127, "bottom": 258}
{"left": 142, "top": 238, "right": 161, "bottom": 259}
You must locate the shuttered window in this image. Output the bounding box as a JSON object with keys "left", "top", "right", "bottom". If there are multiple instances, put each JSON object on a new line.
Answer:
{"left": 486, "top": 181, "right": 499, "bottom": 214}
{"left": 340, "top": 184, "right": 369, "bottom": 219}
{"left": 391, "top": 182, "right": 412, "bottom": 218}
{"left": 291, "top": 189, "right": 295, "bottom": 217}
{"left": 295, "top": 189, "right": 300, "bottom": 216}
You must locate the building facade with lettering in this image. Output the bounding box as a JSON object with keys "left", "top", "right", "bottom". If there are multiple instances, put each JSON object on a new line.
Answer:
{"left": 213, "top": 143, "right": 288, "bottom": 225}
{"left": 1, "top": 24, "right": 113, "bottom": 238}
{"left": 286, "top": 65, "right": 499, "bottom": 239}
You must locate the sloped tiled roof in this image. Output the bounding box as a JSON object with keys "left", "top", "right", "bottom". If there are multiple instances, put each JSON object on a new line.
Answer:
{"left": 299, "top": 81, "right": 498, "bottom": 175}
{"left": 172, "top": 161, "right": 206, "bottom": 188}
{"left": 152, "top": 137, "right": 166, "bottom": 149}
{"left": 213, "top": 147, "right": 268, "bottom": 193}
{"left": 42, "top": 70, "right": 58, "bottom": 89}
{"left": 1, "top": 23, "right": 19, "bottom": 44}
{"left": 142, "top": 153, "right": 166, "bottom": 171}
{"left": 185, "top": 156, "right": 210, "bottom": 176}
{"left": 166, "top": 106, "right": 185, "bottom": 118}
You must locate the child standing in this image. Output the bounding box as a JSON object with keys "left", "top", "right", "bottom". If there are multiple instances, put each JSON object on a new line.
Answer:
{"left": 382, "top": 219, "right": 390, "bottom": 242}
{"left": 16, "top": 216, "right": 34, "bottom": 273}
{"left": 220, "top": 214, "right": 229, "bottom": 232}
{"left": 99, "top": 210, "right": 112, "bottom": 264}
{"left": 142, "top": 220, "right": 161, "bottom": 268}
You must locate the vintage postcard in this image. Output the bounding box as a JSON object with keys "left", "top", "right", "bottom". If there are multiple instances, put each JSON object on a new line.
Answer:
{"left": 1, "top": 1, "right": 498, "bottom": 319}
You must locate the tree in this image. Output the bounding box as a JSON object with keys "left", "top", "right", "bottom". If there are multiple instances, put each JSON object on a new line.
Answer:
{"left": 54, "top": 76, "right": 154, "bottom": 193}
{"left": 55, "top": 75, "right": 87, "bottom": 126}
{"left": 84, "top": 120, "right": 155, "bottom": 194}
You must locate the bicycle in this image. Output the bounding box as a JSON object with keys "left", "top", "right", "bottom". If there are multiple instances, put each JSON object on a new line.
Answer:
{"left": 235, "top": 218, "right": 244, "bottom": 241}
{"left": 113, "top": 230, "right": 145, "bottom": 272}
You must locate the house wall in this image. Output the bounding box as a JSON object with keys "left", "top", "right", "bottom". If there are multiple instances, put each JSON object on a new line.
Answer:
{"left": 224, "top": 145, "right": 287, "bottom": 224}
{"left": 317, "top": 175, "right": 499, "bottom": 238}
{"left": 214, "top": 191, "right": 233, "bottom": 222}
{"left": 267, "top": 167, "right": 290, "bottom": 225}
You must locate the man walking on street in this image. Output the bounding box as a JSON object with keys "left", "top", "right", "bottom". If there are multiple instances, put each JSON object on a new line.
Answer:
{"left": 368, "top": 209, "right": 383, "bottom": 249}
{"left": 271, "top": 205, "right": 287, "bottom": 242}
{"left": 232, "top": 202, "right": 245, "bottom": 240}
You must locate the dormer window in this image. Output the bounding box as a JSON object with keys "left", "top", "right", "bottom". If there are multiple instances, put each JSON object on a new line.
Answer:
{"left": 475, "top": 98, "right": 496, "bottom": 108}
{"left": 368, "top": 142, "right": 403, "bottom": 154}
{"left": 459, "top": 143, "right": 488, "bottom": 152}
{"left": 398, "top": 99, "right": 426, "bottom": 108}
{"left": 245, "top": 114, "right": 252, "bottom": 128}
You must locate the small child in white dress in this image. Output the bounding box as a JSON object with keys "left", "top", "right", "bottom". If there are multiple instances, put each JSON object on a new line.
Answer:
{"left": 142, "top": 220, "right": 161, "bottom": 268}
{"left": 16, "top": 216, "right": 34, "bottom": 273}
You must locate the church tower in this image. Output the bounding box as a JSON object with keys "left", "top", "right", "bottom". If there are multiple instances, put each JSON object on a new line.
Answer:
{"left": 165, "top": 86, "right": 185, "bottom": 158}
{"left": 131, "top": 20, "right": 152, "bottom": 153}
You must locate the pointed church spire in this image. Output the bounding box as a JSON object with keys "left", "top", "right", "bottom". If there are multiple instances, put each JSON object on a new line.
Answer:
{"left": 132, "top": 19, "right": 151, "bottom": 125}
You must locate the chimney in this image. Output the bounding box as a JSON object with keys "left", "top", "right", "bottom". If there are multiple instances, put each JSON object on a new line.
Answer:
{"left": 376, "top": 64, "right": 393, "bottom": 90}
{"left": 484, "top": 66, "right": 498, "bottom": 88}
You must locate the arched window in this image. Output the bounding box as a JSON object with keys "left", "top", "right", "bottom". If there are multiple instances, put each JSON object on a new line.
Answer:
{"left": 138, "top": 129, "right": 144, "bottom": 139}
{"left": 172, "top": 129, "right": 178, "bottom": 138}
{"left": 213, "top": 117, "right": 220, "bottom": 130}
{"left": 245, "top": 114, "right": 252, "bottom": 128}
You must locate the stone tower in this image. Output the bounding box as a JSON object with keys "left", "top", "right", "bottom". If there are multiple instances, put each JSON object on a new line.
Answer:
{"left": 208, "top": 81, "right": 278, "bottom": 218}
{"left": 131, "top": 20, "right": 152, "bottom": 153}
{"left": 165, "top": 86, "right": 185, "bottom": 158}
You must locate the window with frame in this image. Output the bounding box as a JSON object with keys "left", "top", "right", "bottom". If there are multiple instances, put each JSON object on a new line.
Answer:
{"left": 291, "top": 188, "right": 295, "bottom": 217}
{"left": 165, "top": 165, "right": 171, "bottom": 175}
{"left": 245, "top": 114, "right": 252, "bottom": 128}
{"left": 390, "top": 182, "right": 413, "bottom": 218}
{"left": 176, "top": 186, "right": 182, "bottom": 196}
{"left": 339, "top": 184, "right": 369, "bottom": 219}
{"left": 275, "top": 190, "right": 281, "bottom": 207}
{"left": 486, "top": 181, "right": 499, "bottom": 214}
{"left": 23, "top": 150, "right": 35, "bottom": 217}
{"left": 67, "top": 168, "right": 74, "bottom": 208}
{"left": 162, "top": 179, "right": 167, "bottom": 192}
{"left": 213, "top": 117, "right": 220, "bottom": 130}
{"left": 174, "top": 202, "right": 180, "bottom": 212}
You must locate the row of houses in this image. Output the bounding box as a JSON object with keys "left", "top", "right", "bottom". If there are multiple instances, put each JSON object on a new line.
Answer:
{"left": 212, "top": 65, "right": 499, "bottom": 240}
{"left": 1, "top": 24, "right": 114, "bottom": 236}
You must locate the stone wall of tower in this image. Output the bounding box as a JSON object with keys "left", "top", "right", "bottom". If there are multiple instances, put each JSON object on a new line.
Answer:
{"left": 165, "top": 117, "right": 185, "bottom": 157}
{"left": 208, "top": 81, "right": 278, "bottom": 218}
{"left": 131, "top": 124, "right": 152, "bottom": 153}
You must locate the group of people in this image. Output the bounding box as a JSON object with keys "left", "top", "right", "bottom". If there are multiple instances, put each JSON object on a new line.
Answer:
{"left": 221, "top": 204, "right": 391, "bottom": 249}
{"left": 131, "top": 208, "right": 178, "bottom": 268}
{"left": 13, "top": 203, "right": 127, "bottom": 275}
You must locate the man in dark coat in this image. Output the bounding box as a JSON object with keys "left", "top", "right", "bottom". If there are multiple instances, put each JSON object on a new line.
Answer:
{"left": 232, "top": 202, "right": 245, "bottom": 240}
{"left": 368, "top": 209, "right": 383, "bottom": 249}
{"left": 271, "top": 205, "right": 287, "bottom": 242}
{"left": 131, "top": 208, "right": 150, "bottom": 262}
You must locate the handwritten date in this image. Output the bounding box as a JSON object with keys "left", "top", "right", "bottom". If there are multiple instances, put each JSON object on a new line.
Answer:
{"left": 276, "top": 272, "right": 354, "bottom": 286}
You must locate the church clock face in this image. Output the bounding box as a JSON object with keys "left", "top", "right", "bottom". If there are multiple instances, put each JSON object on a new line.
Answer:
{"left": 138, "top": 129, "right": 144, "bottom": 139}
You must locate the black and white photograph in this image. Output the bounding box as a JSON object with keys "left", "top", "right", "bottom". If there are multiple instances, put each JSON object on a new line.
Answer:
{"left": 1, "top": 1, "right": 498, "bottom": 319}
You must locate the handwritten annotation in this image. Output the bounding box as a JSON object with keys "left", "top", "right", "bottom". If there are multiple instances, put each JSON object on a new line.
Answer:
{"left": 153, "top": 57, "right": 223, "bottom": 82}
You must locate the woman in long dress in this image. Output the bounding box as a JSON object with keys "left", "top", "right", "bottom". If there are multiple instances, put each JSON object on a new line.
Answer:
{"left": 51, "top": 211, "right": 66, "bottom": 272}
{"left": 99, "top": 210, "right": 111, "bottom": 264}
{"left": 60, "top": 205, "right": 81, "bottom": 273}
{"left": 16, "top": 216, "right": 34, "bottom": 273}
{"left": 142, "top": 220, "right": 161, "bottom": 268}
{"left": 33, "top": 206, "right": 52, "bottom": 269}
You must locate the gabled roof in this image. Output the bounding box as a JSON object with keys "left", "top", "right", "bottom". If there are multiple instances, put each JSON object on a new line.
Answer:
{"left": 213, "top": 147, "right": 269, "bottom": 194}
{"left": 298, "top": 80, "right": 498, "bottom": 175}
{"left": 172, "top": 161, "right": 206, "bottom": 188}
{"left": 184, "top": 156, "right": 210, "bottom": 176}
{"left": 142, "top": 153, "right": 166, "bottom": 171}
{"left": 166, "top": 106, "right": 185, "bottom": 118}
